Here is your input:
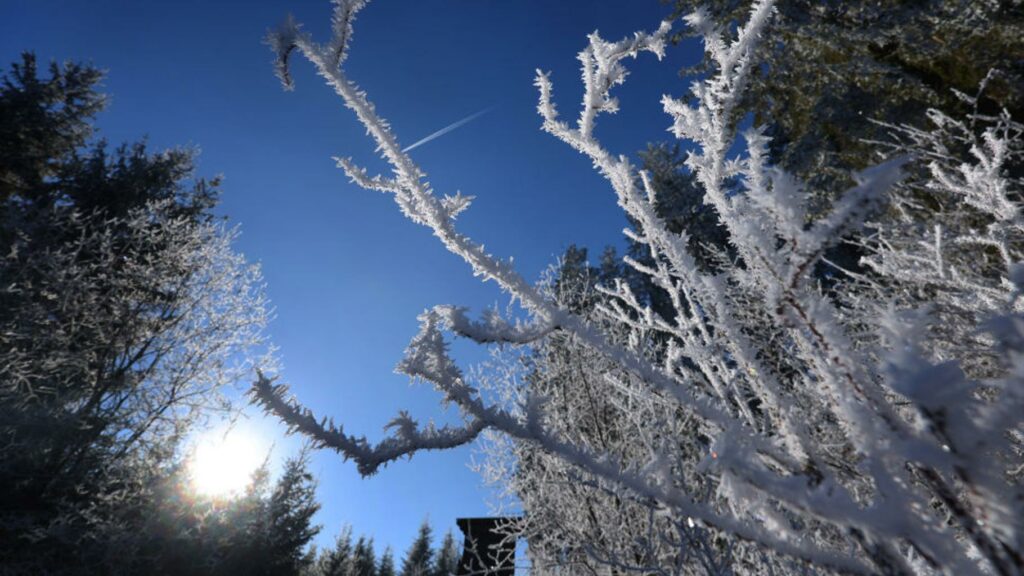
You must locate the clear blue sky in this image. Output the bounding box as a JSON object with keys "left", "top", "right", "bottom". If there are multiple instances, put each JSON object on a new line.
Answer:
{"left": 2, "top": 0, "right": 700, "bottom": 558}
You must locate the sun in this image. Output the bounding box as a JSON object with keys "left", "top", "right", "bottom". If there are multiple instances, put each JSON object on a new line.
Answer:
{"left": 189, "top": 428, "right": 266, "bottom": 497}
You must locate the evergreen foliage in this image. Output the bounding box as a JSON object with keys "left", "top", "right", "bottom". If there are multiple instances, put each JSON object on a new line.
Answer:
{"left": 432, "top": 530, "right": 460, "bottom": 576}
{"left": 310, "top": 527, "right": 355, "bottom": 576}
{"left": 262, "top": 450, "right": 324, "bottom": 575}
{"left": 304, "top": 521, "right": 459, "bottom": 576}
{"left": 400, "top": 521, "right": 434, "bottom": 576}
{"left": 0, "top": 52, "right": 271, "bottom": 574}
{"left": 377, "top": 547, "right": 397, "bottom": 576}
{"left": 351, "top": 536, "right": 378, "bottom": 576}
{"left": 663, "top": 0, "right": 1024, "bottom": 210}
{"left": 144, "top": 452, "right": 322, "bottom": 576}
{"left": 0, "top": 53, "right": 104, "bottom": 203}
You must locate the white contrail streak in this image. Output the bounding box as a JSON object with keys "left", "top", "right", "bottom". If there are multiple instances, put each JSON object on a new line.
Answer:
{"left": 402, "top": 106, "right": 494, "bottom": 153}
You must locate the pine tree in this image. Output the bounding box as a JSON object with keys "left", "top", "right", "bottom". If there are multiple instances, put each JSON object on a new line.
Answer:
{"left": 351, "top": 537, "right": 377, "bottom": 576}
{"left": 0, "top": 53, "right": 104, "bottom": 203}
{"left": 377, "top": 547, "right": 396, "bottom": 576}
{"left": 399, "top": 521, "right": 433, "bottom": 576}
{"left": 263, "top": 449, "right": 323, "bottom": 575}
{"left": 312, "top": 527, "right": 354, "bottom": 576}
{"left": 431, "top": 531, "right": 459, "bottom": 576}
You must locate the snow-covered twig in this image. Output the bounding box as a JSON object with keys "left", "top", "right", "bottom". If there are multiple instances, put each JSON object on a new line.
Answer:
{"left": 256, "top": 1, "right": 1024, "bottom": 573}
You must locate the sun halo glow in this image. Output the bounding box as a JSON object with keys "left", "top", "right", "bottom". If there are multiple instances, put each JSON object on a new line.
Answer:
{"left": 190, "top": 429, "right": 266, "bottom": 497}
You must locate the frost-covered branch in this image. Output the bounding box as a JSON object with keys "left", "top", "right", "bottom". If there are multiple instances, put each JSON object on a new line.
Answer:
{"left": 252, "top": 369, "right": 486, "bottom": 477}
{"left": 258, "top": 1, "right": 1024, "bottom": 574}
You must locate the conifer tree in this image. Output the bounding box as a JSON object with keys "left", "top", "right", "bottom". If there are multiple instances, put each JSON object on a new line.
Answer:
{"left": 351, "top": 537, "right": 377, "bottom": 576}
{"left": 0, "top": 52, "right": 269, "bottom": 574}
{"left": 399, "top": 521, "right": 433, "bottom": 576}
{"left": 0, "top": 53, "right": 104, "bottom": 204}
{"left": 377, "top": 547, "right": 396, "bottom": 576}
{"left": 432, "top": 531, "right": 459, "bottom": 576}
{"left": 312, "top": 527, "right": 354, "bottom": 576}
{"left": 262, "top": 450, "right": 323, "bottom": 575}
{"left": 663, "top": 0, "right": 1024, "bottom": 209}
{"left": 136, "top": 451, "right": 321, "bottom": 576}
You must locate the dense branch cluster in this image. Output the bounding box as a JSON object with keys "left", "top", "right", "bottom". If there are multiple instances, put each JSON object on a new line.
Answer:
{"left": 254, "top": 1, "right": 1024, "bottom": 573}
{"left": 0, "top": 54, "right": 281, "bottom": 572}
{"left": 0, "top": 198, "right": 274, "bottom": 570}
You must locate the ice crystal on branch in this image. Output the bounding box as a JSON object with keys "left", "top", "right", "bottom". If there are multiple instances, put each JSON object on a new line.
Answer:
{"left": 255, "top": 1, "right": 1024, "bottom": 574}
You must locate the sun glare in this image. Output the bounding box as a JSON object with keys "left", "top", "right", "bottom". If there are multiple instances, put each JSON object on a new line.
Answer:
{"left": 190, "top": 429, "right": 266, "bottom": 497}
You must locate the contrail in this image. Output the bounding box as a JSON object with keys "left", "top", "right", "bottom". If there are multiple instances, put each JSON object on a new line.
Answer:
{"left": 402, "top": 106, "right": 494, "bottom": 153}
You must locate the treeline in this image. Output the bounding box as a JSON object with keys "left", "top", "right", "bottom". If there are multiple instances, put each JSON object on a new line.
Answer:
{"left": 306, "top": 521, "right": 460, "bottom": 576}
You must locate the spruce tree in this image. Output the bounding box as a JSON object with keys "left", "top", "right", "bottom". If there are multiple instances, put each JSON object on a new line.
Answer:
{"left": 399, "top": 521, "right": 433, "bottom": 576}
{"left": 263, "top": 449, "right": 323, "bottom": 575}
{"left": 0, "top": 53, "right": 103, "bottom": 204}
{"left": 0, "top": 53, "right": 268, "bottom": 574}
{"left": 377, "top": 547, "right": 396, "bottom": 576}
{"left": 432, "top": 531, "right": 459, "bottom": 576}
{"left": 351, "top": 537, "right": 377, "bottom": 576}
{"left": 313, "top": 527, "right": 354, "bottom": 576}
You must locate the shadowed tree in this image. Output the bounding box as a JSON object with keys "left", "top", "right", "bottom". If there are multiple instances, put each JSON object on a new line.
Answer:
{"left": 432, "top": 530, "right": 459, "bottom": 576}
{"left": 0, "top": 53, "right": 270, "bottom": 574}
{"left": 309, "top": 526, "right": 355, "bottom": 576}
{"left": 377, "top": 547, "right": 396, "bottom": 576}
{"left": 351, "top": 537, "right": 377, "bottom": 576}
{"left": 662, "top": 0, "right": 1024, "bottom": 210}
{"left": 400, "top": 521, "right": 433, "bottom": 576}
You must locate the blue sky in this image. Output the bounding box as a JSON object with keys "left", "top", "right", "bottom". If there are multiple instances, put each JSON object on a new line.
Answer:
{"left": 2, "top": 0, "right": 700, "bottom": 557}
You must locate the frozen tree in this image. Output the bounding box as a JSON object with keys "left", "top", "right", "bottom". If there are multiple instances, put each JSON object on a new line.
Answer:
{"left": 0, "top": 199, "right": 272, "bottom": 572}
{"left": 0, "top": 54, "right": 272, "bottom": 573}
{"left": 854, "top": 87, "right": 1024, "bottom": 375}
{"left": 662, "top": 0, "right": 1024, "bottom": 212}
{"left": 254, "top": 1, "right": 1024, "bottom": 573}
{"left": 474, "top": 265, "right": 777, "bottom": 575}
